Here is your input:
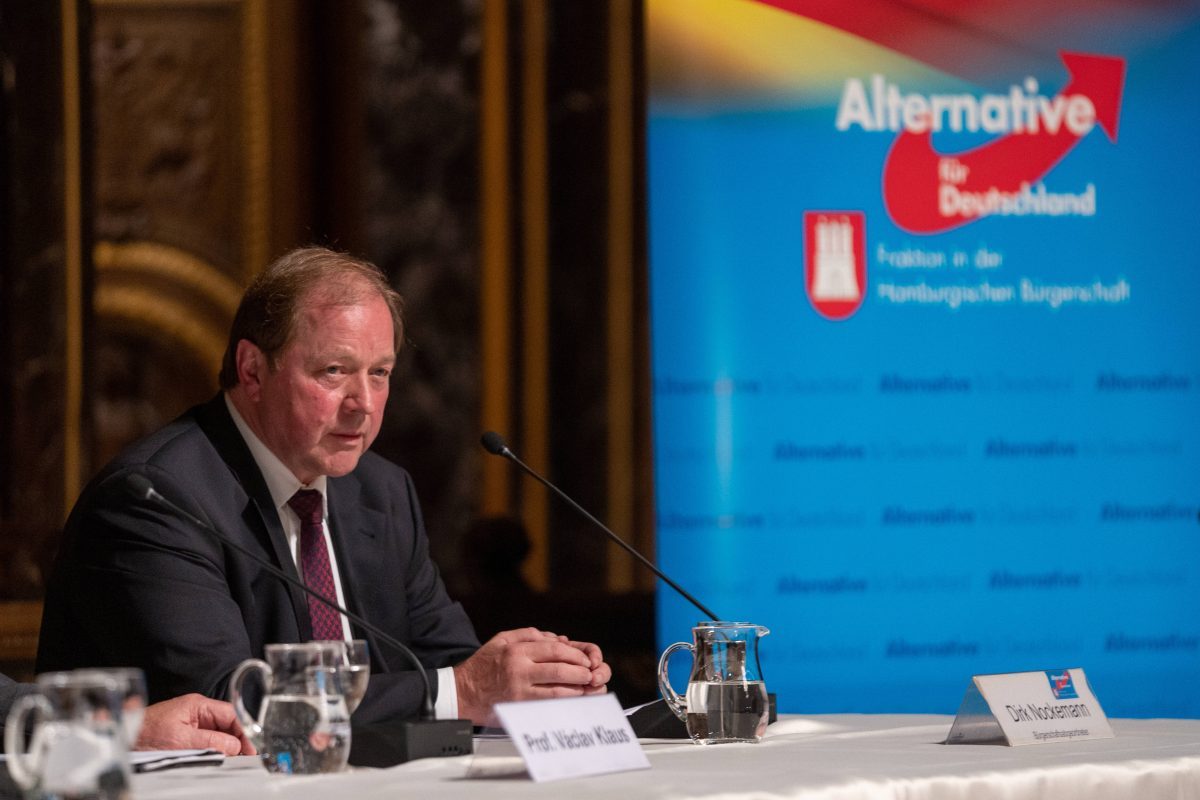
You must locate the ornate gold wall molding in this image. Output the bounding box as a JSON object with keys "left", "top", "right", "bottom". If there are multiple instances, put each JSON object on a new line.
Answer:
{"left": 62, "top": 0, "right": 86, "bottom": 515}
{"left": 240, "top": 0, "right": 270, "bottom": 280}
{"left": 519, "top": 0, "right": 550, "bottom": 592}
{"left": 606, "top": 0, "right": 644, "bottom": 591}
{"left": 479, "top": 1, "right": 515, "bottom": 519}
{"left": 94, "top": 287, "right": 227, "bottom": 374}
{"left": 88, "top": 0, "right": 303, "bottom": 468}
{"left": 93, "top": 240, "right": 240, "bottom": 374}
{"left": 478, "top": 0, "right": 553, "bottom": 591}
{"left": 92, "top": 0, "right": 273, "bottom": 280}
{"left": 94, "top": 240, "right": 242, "bottom": 316}
{"left": 477, "top": 1, "right": 650, "bottom": 591}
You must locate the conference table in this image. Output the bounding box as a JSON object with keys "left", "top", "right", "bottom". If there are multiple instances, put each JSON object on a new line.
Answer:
{"left": 131, "top": 713, "right": 1200, "bottom": 799}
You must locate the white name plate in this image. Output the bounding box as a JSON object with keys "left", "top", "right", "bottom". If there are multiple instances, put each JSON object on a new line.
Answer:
{"left": 494, "top": 693, "right": 650, "bottom": 782}
{"left": 946, "top": 668, "right": 1114, "bottom": 746}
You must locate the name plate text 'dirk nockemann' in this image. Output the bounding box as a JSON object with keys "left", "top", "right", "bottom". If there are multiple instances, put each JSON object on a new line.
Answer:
{"left": 946, "top": 668, "right": 1114, "bottom": 746}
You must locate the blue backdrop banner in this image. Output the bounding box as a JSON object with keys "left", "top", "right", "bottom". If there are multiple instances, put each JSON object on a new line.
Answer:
{"left": 646, "top": 0, "right": 1200, "bottom": 716}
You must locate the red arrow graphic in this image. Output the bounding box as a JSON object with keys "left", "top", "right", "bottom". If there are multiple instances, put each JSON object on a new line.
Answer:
{"left": 882, "top": 51, "right": 1125, "bottom": 234}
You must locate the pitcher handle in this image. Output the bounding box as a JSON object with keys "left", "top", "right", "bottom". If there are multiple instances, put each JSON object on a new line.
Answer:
{"left": 656, "top": 642, "right": 693, "bottom": 722}
{"left": 228, "top": 658, "right": 271, "bottom": 747}
{"left": 4, "top": 692, "right": 51, "bottom": 790}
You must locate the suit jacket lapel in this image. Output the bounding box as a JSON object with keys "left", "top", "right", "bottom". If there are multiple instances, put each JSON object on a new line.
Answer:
{"left": 195, "top": 394, "right": 312, "bottom": 639}
{"left": 327, "top": 474, "right": 389, "bottom": 669}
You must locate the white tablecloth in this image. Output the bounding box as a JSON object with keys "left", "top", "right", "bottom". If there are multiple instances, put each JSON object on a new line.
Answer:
{"left": 132, "top": 714, "right": 1200, "bottom": 799}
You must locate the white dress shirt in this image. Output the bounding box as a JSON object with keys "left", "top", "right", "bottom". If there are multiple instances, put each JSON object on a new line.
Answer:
{"left": 224, "top": 395, "right": 459, "bottom": 719}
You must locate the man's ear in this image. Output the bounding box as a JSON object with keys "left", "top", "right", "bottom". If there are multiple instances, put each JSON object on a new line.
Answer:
{"left": 235, "top": 339, "right": 268, "bottom": 401}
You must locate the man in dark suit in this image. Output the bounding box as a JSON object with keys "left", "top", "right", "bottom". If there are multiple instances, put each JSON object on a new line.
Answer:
{"left": 37, "top": 247, "right": 609, "bottom": 725}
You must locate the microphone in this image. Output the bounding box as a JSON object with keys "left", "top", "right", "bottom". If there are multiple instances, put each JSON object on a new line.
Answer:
{"left": 479, "top": 433, "right": 780, "bottom": 739}
{"left": 125, "top": 472, "right": 472, "bottom": 766}
{"left": 479, "top": 431, "right": 719, "bottom": 621}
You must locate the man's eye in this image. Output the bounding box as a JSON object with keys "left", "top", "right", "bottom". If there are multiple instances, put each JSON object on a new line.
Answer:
{"left": 324, "top": 366, "right": 343, "bottom": 375}
{"left": 372, "top": 368, "right": 391, "bottom": 379}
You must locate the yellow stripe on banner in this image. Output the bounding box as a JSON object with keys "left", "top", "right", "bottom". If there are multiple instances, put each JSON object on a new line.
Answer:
{"left": 521, "top": 0, "right": 550, "bottom": 591}
{"left": 480, "top": 0, "right": 513, "bottom": 518}
{"left": 61, "top": 0, "right": 84, "bottom": 516}
{"left": 646, "top": 0, "right": 927, "bottom": 108}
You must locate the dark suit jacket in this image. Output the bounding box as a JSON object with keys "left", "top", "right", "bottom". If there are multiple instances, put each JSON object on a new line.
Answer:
{"left": 36, "top": 395, "right": 480, "bottom": 723}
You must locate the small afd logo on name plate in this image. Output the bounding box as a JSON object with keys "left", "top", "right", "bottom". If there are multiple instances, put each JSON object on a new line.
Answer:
{"left": 804, "top": 211, "right": 866, "bottom": 321}
{"left": 1045, "top": 670, "right": 1079, "bottom": 700}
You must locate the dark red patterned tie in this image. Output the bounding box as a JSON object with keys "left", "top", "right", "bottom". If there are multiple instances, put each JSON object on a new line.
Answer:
{"left": 287, "top": 489, "right": 343, "bottom": 641}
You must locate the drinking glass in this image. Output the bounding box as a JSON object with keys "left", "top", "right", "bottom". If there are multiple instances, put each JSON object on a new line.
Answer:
{"left": 309, "top": 639, "right": 370, "bottom": 714}
{"left": 336, "top": 640, "right": 370, "bottom": 714}
{"left": 5, "top": 670, "right": 132, "bottom": 799}
{"left": 75, "top": 668, "right": 147, "bottom": 747}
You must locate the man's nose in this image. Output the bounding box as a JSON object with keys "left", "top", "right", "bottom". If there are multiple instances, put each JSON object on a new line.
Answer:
{"left": 343, "top": 373, "right": 376, "bottom": 414}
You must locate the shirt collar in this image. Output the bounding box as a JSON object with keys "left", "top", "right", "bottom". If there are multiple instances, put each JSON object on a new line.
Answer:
{"left": 224, "top": 393, "right": 328, "bottom": 515}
